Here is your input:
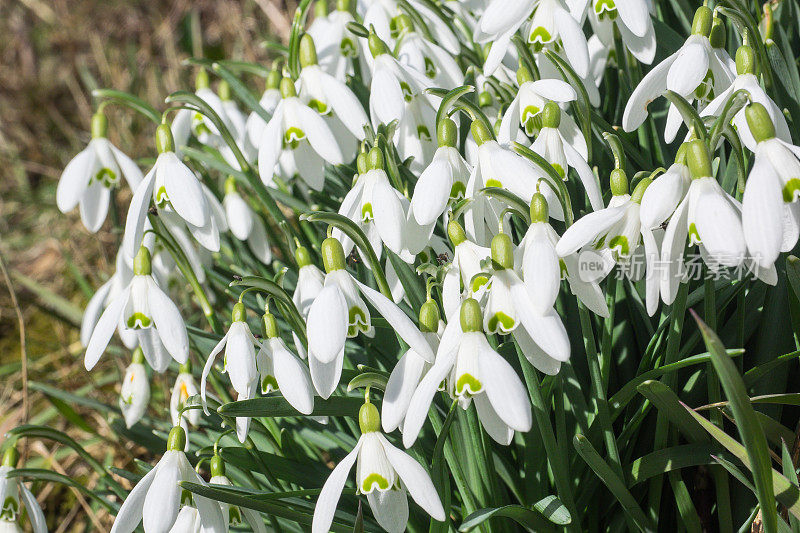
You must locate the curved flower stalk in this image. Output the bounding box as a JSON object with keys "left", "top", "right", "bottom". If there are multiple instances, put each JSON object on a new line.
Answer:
{"left": 257, "top": 77, "right": 344, "bottom": 191}
{"left": 0, "top": 447, "right": 46, "bottom": 533}
{"left": 556, "top": 169, "right": 662, "bottom": 315}
{"left": 110, "top": 427, "right": 226, "bottom": 533}
{"left": 742, "top": 102, "right": 800, "bottom": 270}
{"left": 588, "top": 0, "right": 656, "bottom": 64}
{"left": 517, "top": 192, "right": 609, "bottom": 318}
{"left": 222, "top": 177, "right": 273, "bottom": 264}
{"left": 85, "top": 246, "right": 189, "bottom": 373}
{"left": 395, "top": 15, "right": 464, "bottom": 90}
{"left": 200, "top": 302, "right": 259, "bottom": 442}
{"left": 312, "top": 401, "right": 445, "bottom": 533}
{"left": 403, "top": 297, "right": 533, "bottom": 446}
{"left": 308, "top": 0, "right": 363, "bottom": 80}
{"left": 622, "top": 7, "right": 734, "bottom": 138}
{"left": 410, "top": 118, "right": 471, "bottom": 226}
{"left": 207, "top": 456, "right": 267, "bottom": 533}
{"left": 123, "top": 124, "right": 220, "bottom": 263}
{"left": 297, "top": 34, "right": 369, "bottom": 161}
{"left": 256, "top": 312, "right": 314, "bottom": 415}
{"left": 701, "top": 45, "right": 791, "bottom": 153}
{"left": 82, "top": 248, "right": 137, "bottom": 352}
{"left": 56, "top": 111, "right": 143, "bottom": 232}
{"left": 119, "top": 347, "right": 150, "bottom": 429}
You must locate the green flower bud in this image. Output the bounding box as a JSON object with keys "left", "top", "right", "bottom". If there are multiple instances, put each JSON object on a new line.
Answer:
{"left": 367, "top": 146, "right": 384, "bottom": 170}
{"left": 210, "top": 454, "right": 226, "bottom": 477}
{"left": 516, "top": 65, "right": 534, "bottom": 86}
{"left": 322, "top": 236, "right": 347, "bottom": 272}
{"left": 133, "top": 246, "right": 152, "bottom": 276}
{"left": 218, "top": 80, "right": 231, "bottom": 101}
{"left": 224, "top": 176, "right": 238, "bottom": 195}
{"left": 478, "top": 91, "right": 493, "bottom": 108}
{"left": 195, "top": 69, "right": 210, "bottom": 91}
{"left": 155, "top": 123, "right": 175, "bottom": 154}
{"left": 460, "top": 298, "right": 483, "bottom": 333}
{"left": 356, "top": 151, "right": 368, "bottom": 174}
{"left": 419, "top": 299, "right": 440, "bottom": 333}
{"left": 263, "top": 313, "right": 279, "bottom": 338}
{"left": 300, "top": 34, "right": 318, "bottom": 68}
{"left": 369, "top": 33, "right": 388, "bottom": 57}
{"left": 691, "top": 6, "right": 713, "bottom": 37}
{"left": 736, "top": 45, "right": 756, "bottom": 76}
{"left": 132, "top": 346, "right": 146, "bottom": 365}
{"left": 745, "top": 102, "right": 776, "bottom": 143}
{"left": 280, "top": 77, "right": 297, "bottom": 98}
{"left": 232, "top": 302, "right": 247, "bottom": 322}
{"left": 686, "top": 139, "right": 712, "bottom": 179}
{"left": 631, "top": 177, "right": 653, "bottom": 203}
{"left": 2, "top": 446, "right": 19, "bottom": 468}
{"left": 470, "top": 120, "right": 492, "bottom": 145}
{"left": 437, "top": 117, "right": 457, "bottom": 148}
{"left": 530, "top": 192, "right": 549, "bottom": 223}
{"left": 610, "top": 168, "right": 629, "bottom": 196}
{"left": 359, "top": 402, "right": 380, "bottom": 433}
{"left": 91, "top": 112, "right": 108, "bottom": 139}
{"left": 266, "top": 69, "right": 281, "bottom": 90}
{"left": 395, "top": 14, "right": 413, "bottom": 33}
{"left": 709, "top": 17, "right": 726, "bottom": 48}
{"left": 314, "top": 0, "right": 328, "bottom": 17}
{"left": 295, "top": 245, "right": 313, "bottom": 267}
{"left": 167, "top": 426, "right": 187, "bottom": 451}
{"left": 541, "top": 101, "right": 561, "bottom": 129}
{"left": 491, "top": 233, "right": 514, "bottom": 270}
{"left": 447, "top": 220, "right": 467, "bottom": 247}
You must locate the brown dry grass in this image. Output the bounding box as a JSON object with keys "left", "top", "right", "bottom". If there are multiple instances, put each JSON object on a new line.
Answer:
{"left": 0, "top": 1, "right": 296, "bottom": 529}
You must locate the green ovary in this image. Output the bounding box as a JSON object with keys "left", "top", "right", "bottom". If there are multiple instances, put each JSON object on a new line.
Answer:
{"left": 262, "top": 375, "right": 279, "bottom": 392}
{"left": 126, "top": 312, "right": 152, "bottom": 329}
{"left": 552, "top": 163, "right": 565, "bottom": 178}
{"left": 694, "top": 70, "right": 715, "bottom": 100}
{"left": 608, "top": 235, "right": 629, "bottom": 256}
{"left": 488, "top": 311, "right": 515, "bottom": 332}
{"left": 456, "top": 373, "right": 482, "bottom": 395}
{"left": 782, "top": 179, "right": 800, "bottom": 203}
{"left": 362, "top": 473, "right": 390, "bottom": 492}
{"left": 450, "top": 181, "right": 466, "bottom": 200}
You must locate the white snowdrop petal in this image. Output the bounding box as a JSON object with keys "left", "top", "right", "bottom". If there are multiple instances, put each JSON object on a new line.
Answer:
{"left": 109, "top": 462, "right": 159, "bottom": 533}
{"left": 57, "top": 146, "right": 96, "bottom": 212}
{"left": 742, "top": 157, "right": 783, "bottom": 269}
{"left": 312, "top": 440, "right": 362, "bottom": 533}
{"left": 478, "top": 341, "right": 532, "bottom": 432}
{"left": 85, "top": 287, "right": 130, "bottom": 371}
{"left": 148, "top": 279, "right": 189, "bottom": 364}
{"left": 308, "top": 284, "right": 348, "bottom": 364}
{"left": 160, "top": 152, "right": 209, "bottom": 228}
{"left": 272, "top": 339, "right": 315, "bottom": 415}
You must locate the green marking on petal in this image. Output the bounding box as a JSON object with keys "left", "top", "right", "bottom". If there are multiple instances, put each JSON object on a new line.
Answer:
{"left": 126, "top": 312, "right": 152, "bottom": 329}
{"left": 362, "top": 473, "right": 390, "bottom": 492}
{"left": 361, "top": 202, "right": 374, "bottom": 221}
{"left": 782, "top": 179, "right": 800, "bottom": 203}
{"left": 308, "top": 99, "right": 330, "bottom": 115}
{"left": 455, "top": 373, "right": 482, "bottom": 395}
{"left": 348, "top": 306, "right": 369, "bottom": 336}
{"left": 400, "top": 81, "right": 413, "bottom": 102}
{"left": 559, "top": 258, "right": 568, "bottom": 278}
{"left": 470, "top": 274, "right": 489, "bottom": 293}
{"left": 529, "top": 26, "right": 553, "bottom": 47}
{"left": 694, "top": 70, "right": 715, "bottom": 100}
{"left": 608, "top": 235, "right": 629, "bottom": 256}
{"left": 94, "top": 167, "right": 118, "bottom": 187}
{"left": 449, "top": 181, "right": 466, "bottom": 200}
{"left": 155, "top": 185, "right": 170, "bottom": 207}
{"left": 229, "top": 506, "right": 242, "bottom": 526}
{"left": 424, "top": 57, "right": 437, "bottom": 79}
{"left": 417, "top": 125, "right": 431, "bottom": 141}
{"left": 488, "top": 311, "right": 515, "bottom": 333}
{"left": 688, "top": 222, "right": 701, "bottom": 244}
{"left": 595, "top": 0, "right": 617, "bottom": 19}
{"left": 552, "top": 163, "right": 566, "bottom": 179}
{"left": 2, "top": 497, "right": 19, "bottom": 521}
{"left": 262, "top": 375, "right": 279, "bottom": 393}
{"left": 284, "top": 127, "right": 306, "bottom": 149}
{"left": 341, "top": 38, "right": 357, "bottom": 57}
{"left": 522, "top": 106, "right": 542, "bottom": 136}
{"left": 485, "top": 178, "right": 503, "bottom": 188}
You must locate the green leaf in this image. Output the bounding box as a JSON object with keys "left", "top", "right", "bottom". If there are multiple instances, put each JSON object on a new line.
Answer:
{"left": 92, "top": 88, "right": 161, "bottom": 123}
{"left": 636, "top": 380, "right": 708, "bottom": 442}
{"left": 692, "top": 310, "right": 778, "bottom": 532}
{"left": 781, "top": 441, "right": 800, "bottom": 533}
{"left": 7, "top": 468, "right": 117, "bottom": 511}
{"left": 458, "top": 505, "right": 559, "bottom": 532}
{"left": 386, "top": 249, "right": 426, "bottom": 312}
{"left": 219, "top": 447, "right": 329, "bottom": 488}
{"left": 219, "top": 395, "right": 374, "bottom": 418}
{"left": 626, "top": 444, "right": 721, "bottom": 486}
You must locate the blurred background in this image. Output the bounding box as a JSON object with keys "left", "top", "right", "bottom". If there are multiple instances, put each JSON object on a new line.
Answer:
{"left": 0, "top": 1, "right": 296, "bottom": 529}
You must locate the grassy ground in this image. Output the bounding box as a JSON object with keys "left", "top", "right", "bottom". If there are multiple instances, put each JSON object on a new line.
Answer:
{"left": 0, "top": 1, "right": 295, "bottom": 529}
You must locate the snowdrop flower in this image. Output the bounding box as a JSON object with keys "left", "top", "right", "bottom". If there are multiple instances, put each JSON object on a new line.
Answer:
{"left": 742, "top": 102, "right": 800, "bottom": 270}
{"left": 483, "top": 231, "right": 571, "bottom": 372}
{"left": 244, "top": 70, "right": 281, "bottom": 159}
{"left": 530, "top": 103, "right": 603, "bottom": 213}
{"left": 222, "top": 177, "right": 273, "bottom": 263}
{"left": 410, "top": 118, "right": 471, "bottom": 226}
{"left": 395, "top": 15, "right": 464, "bottom": 89}
{"left": 443, "top": 221, "right": 491, "bottom": 308}
{"left": 403, "top": 298, "right": 533, "bottom": 446}
{"left": 381, "top": 299, "right": 441, "bottom": 433}
{"left": 258, "top": 77, "right": 344, "bottom": 191}
{"left": 588, "top": 0, "right": 656, "bottom": 64}
{"left": 312, "top": 402, "right": 445, "bottom": 533}
{"left": 661, "top": 140, "right": 748, "bottom": 304}
{"left": 256, "top": 312, "right": 314, "bottom": 415}
{"left": 308, "top": 0, "right": 363, "bottom": 80}
{"left": 110, "top": 427, "right": 226, "bottom": 533}
{"left": 85, "top": 246, "right": 188, "bottom": 373}
{"left": 297, "top": 34, "right": 369, "bottom": 160}
{"left": 360, "top": 0, "right": 460, "bottom": 55}
{"left": 556, "top": 170, "right": 662, "bottom": 315}
{"left": 82, "top": 249, "right": 137, "bottom": 352}
{"left": 623, "top": 7, "right": 734, "bottom": 137}
{"left": 639, "top": 145, "right": 691, "bottom": 230}
{"left": 701, "top": 45, "right": 792, "bottom": 152}
{"left": 208, "top": 456, "right": 266, "bottom": 533}
{"left": 291, "top": 245, "right": 325, "bottom": 357}
{"left": 518, "top": 193, "right": 609, "bottom": 319}
{"left": 123, "top": 124, "right": 220, "bottom": 262}
{"left": 0, "top": 447, "right": 46, "bottom": 533}
{"left": 200, "top": 303, "right": 259, "bottom": 442}
{"left": 171, "top": 72, "right": 242, "bottom": 155}
{"left": 171, "top": 362, "right": 201, "bottom": 429}
{"left": 119, "top": 348, "right": 150, "bottom": 428}
{"left": 476, "top": 0, "right": 588, "bottom": 78}
{"left": 57, "top": 112, "right": 143, "bottom": 232}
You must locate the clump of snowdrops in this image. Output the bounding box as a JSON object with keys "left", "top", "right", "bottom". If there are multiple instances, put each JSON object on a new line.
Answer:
{"left": 7, "top": 0, "right": 800, "bottom": 531}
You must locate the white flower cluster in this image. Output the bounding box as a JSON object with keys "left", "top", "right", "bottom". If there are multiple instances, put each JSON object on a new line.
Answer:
{"left": 42, "top": 0, "right": 799, "bottom": 532}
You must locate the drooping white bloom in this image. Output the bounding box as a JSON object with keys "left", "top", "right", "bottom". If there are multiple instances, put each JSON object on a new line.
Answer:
{"left": 85, "top": 247, "right": 189, "bottom": 373}
{"left": 207, "top": 456, "right": 267, "bottom": 533}
{"left": 123, "top": 124, "right": 220, "bottom": 263}
{"left": 244, "top": 71, "right": 282, "bottom": 160}
{"left": 222, "top": 177, "right": 273, "bottom": 264}
{"left": 171, "top": 365, "right": 201, "bottom": 428}
{"left": 741, "top": 102, "right": 800, "bottom": 270}
{"left": 442, "top": 221, "right": 491, "bottom": 314}
{"left": 57, "top": 112, "right": 143, "bottom": 232}
{"left": 0, "top": 448, "right": 46, "bottom": 533}
{"left": 395, "top": 15, "right": 464, "bottom": 89}
{"left": 639, "top": 155, "right": 692, "bottom": 231}
{"left": 200, "top": 303, "right": 259, "bottom": 442}
{"left": 119, "top": 352, "right": 150, "bottom": 429}
{"left": 312, "top": 402, "right": 445, "bottom": 533}
{"left": 360, "top": 0, "right": 460, "bottom": 56}
{"left": 404, "top": 298, "right": 533, "bottom": 447}
{"left": 82, "top": 249, "right": 137, "bottom": 352}
{"left": 291, "top": 246, "right": 326, "bottom": 358}
{"left": 622, "top": 7, "right": 734, "bottom": 137}
{"left": 110, "top": 427, "right": 226, "bottom": 533}
{"left": 308, "top": 3, "right": 363, "bottom": 80}
{"left": 588, "top": 0, "right": 656, "bottom": 64}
